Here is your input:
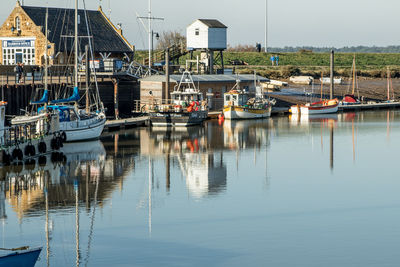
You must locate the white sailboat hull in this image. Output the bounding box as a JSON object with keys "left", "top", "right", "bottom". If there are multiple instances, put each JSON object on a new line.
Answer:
{"left": 60, "top": 117, "right": 106, "bottom": 142}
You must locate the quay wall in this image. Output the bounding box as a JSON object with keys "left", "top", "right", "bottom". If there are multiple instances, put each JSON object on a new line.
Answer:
{"left": 1, "top": 81, "right": 139, "bottom": 119}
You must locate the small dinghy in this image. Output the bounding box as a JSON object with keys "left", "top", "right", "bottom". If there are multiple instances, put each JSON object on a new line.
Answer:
{"left": 0, "top": 246, "right": 42, "bottom": 267}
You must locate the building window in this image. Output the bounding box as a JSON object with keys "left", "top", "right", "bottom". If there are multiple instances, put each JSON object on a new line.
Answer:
{"left": 195, "top": 28, "right": 199, "bottom": 36}
{"left": 15, "top": 16, "right": 20, "bottom": 31}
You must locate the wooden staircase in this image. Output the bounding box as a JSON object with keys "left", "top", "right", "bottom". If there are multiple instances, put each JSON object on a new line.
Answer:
{"left": 143, "top": 43, "right": 188, "bottom": 66}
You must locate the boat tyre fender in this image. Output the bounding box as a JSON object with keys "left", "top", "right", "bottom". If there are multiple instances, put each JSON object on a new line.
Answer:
{"left": 61, "top": 131, "right": 67, "bottom": 143}
{"left": 38, "top": 141, "right": 47, "bottom": 154}
{"left": 38, "top": 155, "right": 47, "bottom": 166}
{"left": 51, "top": 152, "right": 59, "bottom": 163}
{"left": 2, "top": 151, "right": 11, "bottom": 166}
{"left": 51, "top": 138, "right": 60, "bottom": 150}
{"left": 12, "top": 162, "right": 23, "bottom": 173}
{"left": 24, "top": 144, "right": 36, "bottom": 157}
{"left": 12, "top": 148, "right": 23, "bottom": 161}
{"left": 57, "top": 134, "right": 64, "bottom": 148}
{"left": 24, "top": 159, "right": 36, "bottom": 171}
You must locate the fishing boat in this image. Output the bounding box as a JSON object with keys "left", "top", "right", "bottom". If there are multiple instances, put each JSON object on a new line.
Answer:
{"left": 223, "top": 78, "right": 274, "bottom": 120}
{"left": 11, "top": 3, "right": 106, "bottom": 142}
{"left": 0, "top": 247, "right": 42, "bottom": 267}
{"left": 1, "top": 101, "right": 63, "bottom": 166}
{"left": 148, "top": 71, "right": 208, "bottom": 127}
{"left": 290, "top": 98, "right": 339, "bottom": 115}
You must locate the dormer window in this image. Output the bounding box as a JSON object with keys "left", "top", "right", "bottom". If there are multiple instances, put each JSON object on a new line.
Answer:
{"left": 15, "top": 16, "right": 20, "bottom": 31}
{"left": 195, "top": 28, "right": 199, "bottom": 36}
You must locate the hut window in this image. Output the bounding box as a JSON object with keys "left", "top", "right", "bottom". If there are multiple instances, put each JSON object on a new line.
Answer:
{"left": 15, "top": 16, "right": 20, "bottom": 31}
{"left": 195, "top": 28, "right": 199, "bottom": 36}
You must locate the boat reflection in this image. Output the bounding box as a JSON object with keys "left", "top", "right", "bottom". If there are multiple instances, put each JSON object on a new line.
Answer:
{"left": 142, "top": 126, "right": 227, "bottom": 198}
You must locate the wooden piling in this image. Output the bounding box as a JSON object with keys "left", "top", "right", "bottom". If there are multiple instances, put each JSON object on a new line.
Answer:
{"left": 112, "top": 78, "right": 119, "bottom": 119}
{"left": 330, "top": 50, "right": 334, "bottom": 99}
{"left": 165, "top": 49, "right": 170, "bottom": 103}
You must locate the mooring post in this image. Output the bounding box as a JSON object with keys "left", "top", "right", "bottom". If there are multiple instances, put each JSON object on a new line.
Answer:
{"left": 112, "top": 78, "right": 119, "bottom": 120}
{"left": 166, "top": 153, "right": 170, "bottom": 192}
{"left": 330, "top": 50, "right": 334, "bottom": 99}
{"left": 330, "top": 126, "right": 334, "bottom": 170}
{"left": 165, "top": 49, "right": 170, "bottom": 105}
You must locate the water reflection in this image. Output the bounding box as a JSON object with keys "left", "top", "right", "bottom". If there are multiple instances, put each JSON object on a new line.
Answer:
{"left": 1, "top": 111, "right": 399, "bottom": 266}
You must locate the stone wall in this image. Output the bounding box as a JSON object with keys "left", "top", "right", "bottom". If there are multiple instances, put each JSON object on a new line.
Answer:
{"left": 0, "top": 2, "right": 54, "bottom": 66}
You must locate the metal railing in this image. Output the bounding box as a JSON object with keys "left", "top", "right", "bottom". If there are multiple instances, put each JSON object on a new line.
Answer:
{"left": 133, "top": 99, "right": 209, "bottom": 113}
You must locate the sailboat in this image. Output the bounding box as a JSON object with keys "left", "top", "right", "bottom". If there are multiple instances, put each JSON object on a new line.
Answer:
{"left": 12, "top": 1, "right": 106, "bottom": 142}
{"left": 341, "top": 55, "right": 361, "bottom": 105}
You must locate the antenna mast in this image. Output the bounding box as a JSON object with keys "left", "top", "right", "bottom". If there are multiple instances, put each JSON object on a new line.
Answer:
{"left": 265, "top": 0, "right": 268, "bottom": 53}
{"left": 138, "top": 0, "right": 164, "bottom": 72}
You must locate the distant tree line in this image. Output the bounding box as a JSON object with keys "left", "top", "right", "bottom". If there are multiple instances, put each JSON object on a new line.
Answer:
{"left": 228, "top": 45, "right": 400, "bottom": 53}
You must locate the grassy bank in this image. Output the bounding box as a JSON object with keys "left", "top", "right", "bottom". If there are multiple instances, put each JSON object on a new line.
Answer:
{"left": 135, "top": 50, "right": 400, "bottom": 79}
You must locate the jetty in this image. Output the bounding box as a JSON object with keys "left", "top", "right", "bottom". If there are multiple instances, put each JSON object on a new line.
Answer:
{"left": 339, "top": 101, "right": 400, "bottom": 111}
{"left": 104, "top": 116, "right": 149, "bottom": 131}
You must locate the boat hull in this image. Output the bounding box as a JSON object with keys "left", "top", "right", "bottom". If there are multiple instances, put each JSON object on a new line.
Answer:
{"left": 60, "top": 117, "right": 106, "bottom": 142}
{"left": 149, "top": 111, "right": 208, "bottom": 127}
{"left": 223, "top": 106, "right": 271, "bottom": 120}
{"left": 291, "top": 99, "right": 339, "bottom": 115}
{"left": 0, "top": 134, "right": 61, "bottom": 166}
{"left": 299, "top": 104, "right": 338, "bottom": 115}
{"left": 0, "top": 247, "right": 42, "bottom": 267}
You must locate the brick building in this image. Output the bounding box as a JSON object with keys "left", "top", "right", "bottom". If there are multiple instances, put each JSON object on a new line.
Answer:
{"left": 0, "top": 1, "right": 134, "bottom": 66}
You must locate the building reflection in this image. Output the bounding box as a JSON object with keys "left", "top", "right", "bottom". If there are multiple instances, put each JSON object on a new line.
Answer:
{"left": 141, "top": 126, "right": 227, "bottom": 198}
{"left": 140, "top": 120, "right": 272, "bottom": 198}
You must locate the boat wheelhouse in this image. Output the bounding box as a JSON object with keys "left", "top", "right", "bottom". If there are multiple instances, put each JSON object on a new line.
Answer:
{"left": 148, "top": 71, "right": 208, "bottom": 127}
{"left": 223, "top": 79, "right": 273, "bottom": 120}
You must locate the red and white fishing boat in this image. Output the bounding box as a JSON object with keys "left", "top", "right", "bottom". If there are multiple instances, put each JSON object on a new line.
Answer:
{"left": 290, "top": 99, "right": 339, "bottom": 115}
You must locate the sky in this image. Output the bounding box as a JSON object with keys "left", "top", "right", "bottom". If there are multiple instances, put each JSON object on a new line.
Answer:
{"left": 2, "top": 0, "right": 400, "bottom": 49}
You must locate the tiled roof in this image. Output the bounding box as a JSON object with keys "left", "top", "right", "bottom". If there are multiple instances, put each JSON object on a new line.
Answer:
{"left": 22, "top": 6, "right": 133, "bottom": 53}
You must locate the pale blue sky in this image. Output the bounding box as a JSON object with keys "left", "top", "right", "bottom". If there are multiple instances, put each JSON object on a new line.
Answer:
{"left": 2, "top": 0, "right": 400, "bottom": 49}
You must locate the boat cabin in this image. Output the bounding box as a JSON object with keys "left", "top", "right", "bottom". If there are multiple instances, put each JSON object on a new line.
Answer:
{"left": 171, "top": 90, "right": 204, "bottom": 107}
{"left": 224, "top": 91, "right": 249, "bottom": 107}
{"left": 41, "top": 105, "right": 79, "bottom": 122}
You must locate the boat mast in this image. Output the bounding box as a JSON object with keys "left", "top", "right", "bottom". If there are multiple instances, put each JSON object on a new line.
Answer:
{"left": 44, "top": 3, "right": 48, "bottom": 108}
{"left": 387, "top": 67, "right": 390, "bottom": 101}
{"left": 352, "top": 55, "right": 356, "bottom": 95}
{"left": 74, "top": 0, "right": 79, "bottom": 89}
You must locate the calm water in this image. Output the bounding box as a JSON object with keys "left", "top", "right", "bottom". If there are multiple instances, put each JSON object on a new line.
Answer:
{"left": 1, "top": 110, "right": 400, "bottom": 266}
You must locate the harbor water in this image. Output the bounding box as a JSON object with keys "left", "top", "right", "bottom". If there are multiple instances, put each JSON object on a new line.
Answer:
{"left": 1, "top": 110, "right": 400, "bottom": 266}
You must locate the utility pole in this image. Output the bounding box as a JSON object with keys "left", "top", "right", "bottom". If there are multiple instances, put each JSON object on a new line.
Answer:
{"left": 138, "top": 0, "right": 164, "bottom": 72}
{"left": 265, "top": 0, "right": 268, "bottom": 53}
